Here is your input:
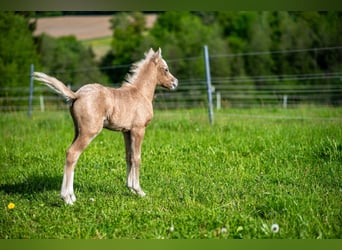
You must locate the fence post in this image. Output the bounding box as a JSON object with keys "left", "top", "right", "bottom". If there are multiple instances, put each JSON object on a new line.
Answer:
{"left": 28, "top": 64, "right": 34, "bottom": 118}
{"left": 283, "top": 95, "right": 288, "bottom": 109}
{"left": 216, "top": 92, "right": 221, "bottom": 110}
{"left": 203, "top": 45, "right": 214, "bottom": 125}
{"left": 40, "top": 95, "right": 45, "bottom": 112}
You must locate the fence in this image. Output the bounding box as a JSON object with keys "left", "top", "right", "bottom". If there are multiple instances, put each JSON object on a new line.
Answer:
{"left": 1, "top": 45, "right": 342, "bottom": 113}
{"left": 156, "top": 81, "right": 342, "bottom": 109}
{"left": 1, "top": 80, "right": 342, "bottom": 112}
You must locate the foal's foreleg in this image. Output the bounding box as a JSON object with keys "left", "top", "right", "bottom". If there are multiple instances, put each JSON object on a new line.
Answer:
{"left": 123, "top": 131, "right": 133, "bottom": 190}
{"left": 123, "top": 128, "right": 146, "bottom": 196}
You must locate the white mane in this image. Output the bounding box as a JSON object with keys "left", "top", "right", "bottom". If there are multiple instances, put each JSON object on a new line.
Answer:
{"left": 124, "top": 49, "right": 156, "bottom": 84}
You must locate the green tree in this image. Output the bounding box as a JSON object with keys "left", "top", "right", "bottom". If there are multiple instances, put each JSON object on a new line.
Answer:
{"left": 277, "top": 12, "right": 317, "bottom": 77}
{"left": 308, "top": 12, "right": 342, "bottom": 72}
{"left": 35, "top": 34, "right": 108, "bottom": 86}
{"left": 244, "top": 12, "right": 274, "bottom": 85}
{"left": 102, "top": 12, "right": 146, "bottom": 84}
{"left": 99, "top": 11, "right": 342, "bottom": 100}
{"left": 147, "top": 11, "right": 230, "bottom": 81}
{"left": 0, "top": 12, "right": 40, "bottom": 89}
{"left": 216, "top": 11, "right": 256, "bottom": 78}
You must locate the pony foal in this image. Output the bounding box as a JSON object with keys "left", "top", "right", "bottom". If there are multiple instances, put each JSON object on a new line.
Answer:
{"left": 33, "top": 48, "right": 178, "bottom": 204}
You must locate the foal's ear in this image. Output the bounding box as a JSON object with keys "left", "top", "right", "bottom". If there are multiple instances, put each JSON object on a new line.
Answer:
{"left": 152, "top": 48, "right": 162, "bottom": 64}
{"left": 148, "top": 48, "right": 155, "bottom": 54}
{"left": 154, "top": 48, "right": 162, "bottom": 59}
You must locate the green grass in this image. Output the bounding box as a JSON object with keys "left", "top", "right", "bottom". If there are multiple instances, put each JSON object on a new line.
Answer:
{"left": 1, "top": 108, "right": 341, "bottom": 239}
{"left": 81, "top": 36, "right": 112, "bottom": 61}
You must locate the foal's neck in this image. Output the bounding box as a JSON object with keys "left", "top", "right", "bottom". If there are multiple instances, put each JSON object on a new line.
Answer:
{"left": 132, "top": 64, "right": 158, "bottom": 102}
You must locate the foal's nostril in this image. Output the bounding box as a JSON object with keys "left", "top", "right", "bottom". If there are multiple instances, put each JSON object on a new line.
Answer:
{"left": 171, "top": 79, "right": 178, "bottom": 90}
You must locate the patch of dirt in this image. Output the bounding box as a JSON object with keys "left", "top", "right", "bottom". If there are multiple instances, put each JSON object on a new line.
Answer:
{"left": 33, "top": 14, "right": 157, "bottom": 40}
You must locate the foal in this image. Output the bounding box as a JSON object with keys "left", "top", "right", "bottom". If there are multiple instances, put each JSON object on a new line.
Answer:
{"left": 33, "top": 48, "right": 178, "bottom": 204}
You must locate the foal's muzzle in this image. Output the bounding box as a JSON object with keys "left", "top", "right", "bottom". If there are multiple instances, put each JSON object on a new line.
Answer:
{"left": 170, "top": 78, "right": 178, "bottom": 90}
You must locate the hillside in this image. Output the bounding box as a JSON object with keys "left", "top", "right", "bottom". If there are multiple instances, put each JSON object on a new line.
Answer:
{"left": 33, "top": 14, "right": 157, "bottom": 61}
{"left": 33, "top": 14, "right": 157, "bottom": 40}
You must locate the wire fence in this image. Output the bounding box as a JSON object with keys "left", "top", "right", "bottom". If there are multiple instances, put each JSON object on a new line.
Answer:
{"left": 1, "top": 80, "right": 341, "bottom": 112}
{"left": 154, "top": 81, "right": 342, "bottom": 109}
{"left": 1, "top": 45, "right": 342, "bottom": 112}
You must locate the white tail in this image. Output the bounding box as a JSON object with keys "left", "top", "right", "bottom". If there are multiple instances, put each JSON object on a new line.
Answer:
{"left": 33, "top": 72, "right": 77, "bottom": 102}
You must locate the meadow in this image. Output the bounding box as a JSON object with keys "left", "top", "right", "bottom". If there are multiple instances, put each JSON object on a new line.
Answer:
{"left": 0, "top": 108, "right": 341, "bottom": 239}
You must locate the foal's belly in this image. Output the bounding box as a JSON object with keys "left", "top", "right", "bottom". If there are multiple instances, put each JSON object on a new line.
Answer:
{"left": 103, "top": 118, "right": 130, "bottom": 132}
{"left": 103, "top": 105, "right": 153, "bottom": 132}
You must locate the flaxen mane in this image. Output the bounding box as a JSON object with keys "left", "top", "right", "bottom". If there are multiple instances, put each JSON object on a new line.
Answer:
{"left": 124, "top": 49, "right": 155, "bottom": 84}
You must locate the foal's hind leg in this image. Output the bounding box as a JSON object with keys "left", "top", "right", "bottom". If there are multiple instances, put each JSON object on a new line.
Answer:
{"left": 61, "top": 128, "right": 101, "bottom": 204}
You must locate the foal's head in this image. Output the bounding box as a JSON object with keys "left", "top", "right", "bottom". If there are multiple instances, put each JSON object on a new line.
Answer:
{"left": 151, "top": 48, "right": 178, "bottom": 90}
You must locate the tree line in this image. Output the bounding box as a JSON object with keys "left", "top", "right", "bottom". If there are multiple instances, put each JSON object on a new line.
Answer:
{"left": 1, "top": 11, "right": 341, "bottom": 102}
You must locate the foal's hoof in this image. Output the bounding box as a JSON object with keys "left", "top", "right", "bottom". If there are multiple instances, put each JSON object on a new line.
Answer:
{"left": 129, "top": 188, "right": 146, "bottom": 197}
{"left": 137, "top": 190, "right": 146, "bottom": 197}
{"left": 61, "top": 193, "right": 76, "bottom": 205}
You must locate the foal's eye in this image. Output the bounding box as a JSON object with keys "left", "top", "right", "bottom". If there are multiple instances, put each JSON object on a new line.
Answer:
{"left": 164, "top": 68, "right": 169, "bottom": 72}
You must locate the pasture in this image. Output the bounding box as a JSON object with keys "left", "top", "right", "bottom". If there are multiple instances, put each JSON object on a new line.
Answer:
{"left": 1, "top": 108, "right": 341, "bottom": 239}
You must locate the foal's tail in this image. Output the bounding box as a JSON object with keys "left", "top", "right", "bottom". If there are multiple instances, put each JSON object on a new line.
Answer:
{"left": 33, "top": 72, "right": 77, "bottom": 102}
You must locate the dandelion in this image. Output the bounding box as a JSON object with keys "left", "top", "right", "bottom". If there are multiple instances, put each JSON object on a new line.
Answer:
{"left": 221, "top": 227, "right": 227, "bottom": 234}
{"left": 271, "top": 223, "right": 279, "bottom": 233}
{"left": 7, "top": 202, "right": 15, "bottom": 209}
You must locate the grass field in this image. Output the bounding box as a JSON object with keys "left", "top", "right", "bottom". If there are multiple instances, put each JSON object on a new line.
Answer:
{"left": 1, "top": 108, "right": 341, "bottom": 239}
{"left": 81, "top": 36, "right": 112, "bottom": 61}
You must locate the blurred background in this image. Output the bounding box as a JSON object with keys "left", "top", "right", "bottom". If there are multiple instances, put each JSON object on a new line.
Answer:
{"left": 1, "top": 11, "right": 341, "bottom": 111}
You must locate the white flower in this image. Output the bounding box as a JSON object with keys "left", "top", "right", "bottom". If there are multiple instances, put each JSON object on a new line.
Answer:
{"left": 90, "top": 197, "right": 95, "bottom": 202}
{"left": 271, "top": 223, "right": 279, "bottom": 233}
{"left": 221, "top": 227, "right": 227, "bottom": 234}
{"left": 169, "top": 225, "right": 174, "bottom": 232}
